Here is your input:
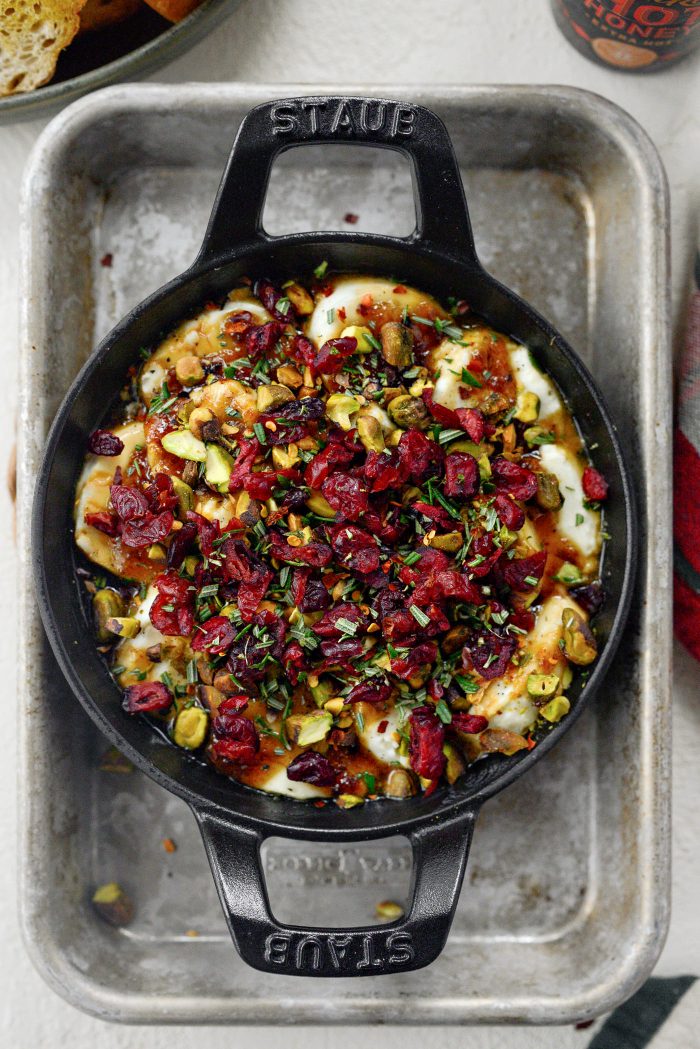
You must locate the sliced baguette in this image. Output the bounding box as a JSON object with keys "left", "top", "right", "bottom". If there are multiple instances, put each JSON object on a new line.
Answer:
{"left": 0, "top": 0, "right": 87, "bottom": 96}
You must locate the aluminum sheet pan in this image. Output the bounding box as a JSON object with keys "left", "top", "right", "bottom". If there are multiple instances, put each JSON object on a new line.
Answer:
{"left": 17, "top": 83, "right": 671, "bottom": 1025}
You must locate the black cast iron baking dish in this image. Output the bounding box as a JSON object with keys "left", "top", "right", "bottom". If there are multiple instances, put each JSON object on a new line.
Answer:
{"left": 33, "top": 95, "right": 636, "bottom": 978}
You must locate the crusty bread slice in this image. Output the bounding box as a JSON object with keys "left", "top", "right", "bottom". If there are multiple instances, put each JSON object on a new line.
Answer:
{"left": 0, "top": 0, "right": 87, "bottom": 96}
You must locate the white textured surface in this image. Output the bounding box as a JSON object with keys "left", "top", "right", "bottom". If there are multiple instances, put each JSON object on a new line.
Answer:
{"left": 1, "top": 0, "right": 699, "bottom": 1044}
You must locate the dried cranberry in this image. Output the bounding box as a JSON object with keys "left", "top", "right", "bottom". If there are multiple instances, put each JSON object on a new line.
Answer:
{"left": 364, "top": 449, "right": 406, "bottom": 493}
{"left": 145, "top": 472, "right": 178, "bottom": 513}
{"left": 454, "top": 407, "right": 485, "bottom": 443}
{"left": 492, "top": 458, "right": 538, "bottom": 501}
{"left": 570, "top": 580, "right": 605, "bottom": 617}
{"left": 451, "top": 713, "right": 489, "bottom": 734}
{"left": 191, "top": 615, "right": 236, "bottom": 655}
{"left": 245, "top": 320, "right": 284, "bottom": 358}
{"left": 227, "top": 438, "right": 260, "bottom": 492}
{"left": 110, "top": 484, "right": 149, "bottom": 521}
{"left": 467, "top": 533, "right": 503, "bottom": 578}
{"left": 305, "top": 442, "right": 355, "bottom": 488}
{"left": 321, "top": 472, "right": 369, "bottom": 520}
{"left": 268, "top": 532, "right": 333, "bottom": 567}
{"left": 149, "top": 571, "right": 195, "bottom": 636}
{"left": 123, "top": 680, "right": 172, "bottom": 714}
{"left": 286, "top": 750, "right": 337, "bottom": 787}
{"left": 374, "top": 588, "right": 404, "bottom": 621}
{"left": 493, "top": 492, "right": 525, "bottom": 531}
{"left": 382, "top": 608, "right": 421, "bottom": 643}
{"left": 211, "top": 714, "right": 259, "bottom": 765}
{"left": 297, "top": 575, "right": 331, "bottom": 613}
{"left": 508, "top": 609, "right": 535, "bottom": 633}
{"left": 290, "top": 334, "right": 316, "bottom": 369}
{"left": 412, "top": 500, "right": 457, "bottom": 531}
{"left": 390, "top": 641, "right": 437, "bottom": 680}
{"left": 239, "top": 568, "right": 274, "bottom": 621}
{"left": 313, "top": 602, "right": 368, "bottom": 638}
{"left": 88, "top": 429, "right": 124, "bottom": 456}
{"left": 346, "top": 681, "right": 393, "bottom": 704}
{"left": 413, "top": 569, "right": 481, "bottom": 607}
{"left": 319, "top": 637, "right": 365, "bottom": 664}
{"left": 408, "top": 706, "right": 445, "bottom": 779}
{"left": 273, "top": 397, "right": 325, "bottom": 423}
{"left": 582, "top": 466, "right": 609, "bottom": 501}
{"left": 444, "top": 453, "right": 479, "bottom": 499}
{"left": 397, "top": 429, "right": 444, "bottom": 483}
{"left": 312, "top": 337, "right": 357, "bottom": 376}
{"left": 121, "top": 510, "right": 174, "bottom": 548}
{"left": 462, "top": 630, "right": 517, "bottom": 680}
{"left": 329, "top": 524, "right": 380, "bottom": 574}
{"left": 254, "top": 279, "right": 295, "bottom": 322}
{"left": 167, "top": 520, "right": 197, "bottom": 569}
{"left": 499, "top": 550, "right": 546, "bottom": 592}
{"left": 185, "top": 511, "right": 220, "bottom": 558}
{"left": 84, "top": 511, "right": 119, "bottom": 536}
{"left": 422, "top": 388, "right": 460, "bottom": 428}
{"left": 282, "top": 641, "right": 308, "bottom": 685}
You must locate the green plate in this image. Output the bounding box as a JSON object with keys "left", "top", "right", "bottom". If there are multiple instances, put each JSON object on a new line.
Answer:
{"left": 0, "top": 0, "right": 241, "bottom": 125}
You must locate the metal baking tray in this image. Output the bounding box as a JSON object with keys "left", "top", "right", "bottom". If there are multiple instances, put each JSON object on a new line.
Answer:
{"left": 17, "top": 83, "right": 671, "bottom": 1024}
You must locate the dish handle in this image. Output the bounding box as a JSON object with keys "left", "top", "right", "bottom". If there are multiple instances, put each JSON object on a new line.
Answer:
{"left": 195, "top": 94, "right": 479, "bottom": 265}
{"left": 193, "top": 805, "right": 478, "bottom": 977}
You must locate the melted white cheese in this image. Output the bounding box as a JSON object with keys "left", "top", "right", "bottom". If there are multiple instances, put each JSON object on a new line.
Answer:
{"left": 194, "top": 493, "right": 239, "bottom": 528}
{"left": 305, "top": 277, "right": 442, "bottom": 347}
{"left": 539, "top": 444, "right": 601, "bottom": 560}
{"left": 356, "top": 707, "right": 409, "bottom": 769}
{"left": 74, "top": 421, "right": 145, "bottom": 576}
{"left": 470, "top": 594, "right": 582, "bottom": 734}
{"left": 260, "top": 767, "right": 329, "bottom": 800}
{"left": 114, "top": 586, "right": 185, "bottom": 686}
{"left": 139, "top": 297, "right": 272, "bottom": 402}
{"left": 509, "top": 345, "right": 562, "bottom": 420}
{"left": 431, "top": 339, "right": 477, "bottom": 411}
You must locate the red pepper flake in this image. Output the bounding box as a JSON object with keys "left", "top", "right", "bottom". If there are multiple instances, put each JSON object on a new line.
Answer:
{"left": 393, "top": 284, "right": 407, "bottom": 294}
{"left": 344, "top": 212, "right": 359, "bottom": 224}
{"left": 162, "top": 838, "right": 177, "bottom": 853}
{"left": 100, "top": 252, "right": 113, "bottom": 267}
{"left": 377, "top": 720, "right": 388, "bottom": 734}
{"left": 337, "top": 307, "right": 347, "bottom": 321}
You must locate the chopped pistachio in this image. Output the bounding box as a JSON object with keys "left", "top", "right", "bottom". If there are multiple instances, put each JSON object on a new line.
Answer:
{"left": 276, "top": 363, "right": 304, "bottom": 388}
{"left": 340, "top": 324, "right": 374, "bottom": 352}
{"left": 357, "top": 413, "right": 385, "bottom": 453}
{"left": 515, "top": 391, "right": 540, "bottom": 423}
{"left": 271, "top": 444, "right": 299, "bottom": 470}
{"left": 384, "top": 767, "right": 419, "bottom": 798}
{"left": 541, "top": 695, "right": 571, "bottom": 723}
{"left": 285, "top": 710, "right": 333, "bottom": 746}
{"left": 325, "top": 392, "right": 361, "bottom": 430}
{"left": 93, "top": 589, "right": 125, "bottom": 642}
{"left": 536, "top": 470, "right": 562, "bottom": 511}
{"left": 426, "top": 530, "right": 463, "bottom": 553}
{"left": 375, "top": 899, "right": 405, "bottom": 920}
{"left": 380, "top": 321, "right": 414, "bottom": 368}
{"left": 554, "top": 562, "right": 584, "bottom": 586}
{"left": 284, "top": 281, "right": 314, "bottom": 315}
{"left": 162, "top": 429, "right": 207, "bottom": 462}
{"left": 173, "top": 707, "right": 209, "bottom": 749}
{"left": 526, "top": 673, "right": 559, "bottom": 699}
{"left": 387, "top": 394, "right": 429, "bottom": 430}
{"left": 336, "top": 793, "right": 364, "bottom": 809}
{"left": 256, "top": 383, "right": 295, "bottom": 413}
{"left": 187, "top": 406, "right": 217, "bottom": 442}
{"left": 105, "top": 616, "right": 140, "bottom": 639}
{"left": 310, "top": 679, "right": 334, "bottom": 707}
{"left": 443, "top": 742, "right": 467, "bottom": 785}
{"left": 92, "top": 882, "right": 134, "bottom": 926}
{"left": 305, "top": 491, "right": 336, "bottom": 518}
{"left": 171, "top": 476, "right": 195, "bottom": 517}
{"left": 324, "top": 697, "right": 345, "bottom": 716}
{"left": 205, "top": 443, "right": 234, "bottom": 492}
{"left": 561, "top": 607, "right": 598, "bottom": 665}
{"left": 147, "top": 543, "right": 166, "bottom": 561}
{"left": 175, "top": 354, "right": 205, "bottom": 386}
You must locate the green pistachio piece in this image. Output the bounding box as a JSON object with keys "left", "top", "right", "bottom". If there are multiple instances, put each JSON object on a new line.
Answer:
{"left": 285, "top": 711, "right": 333, "bottom": 746}
{"left": 540, "top": 695, "right": 571, "bottom": 723}
{"left": 161, "top": 429, "right": 207, "bottom": 462}
{"left": 526, "top": 673, "right": 559, "bottom": 699}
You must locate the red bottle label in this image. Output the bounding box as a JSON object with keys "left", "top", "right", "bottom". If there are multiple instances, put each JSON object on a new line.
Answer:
{"left": 554, "top": 0, "right": 700, "bottom": 68}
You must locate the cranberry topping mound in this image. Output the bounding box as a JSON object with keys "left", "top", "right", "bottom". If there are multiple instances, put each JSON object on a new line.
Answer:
{"left": 79, "top": 271, "right": 606, "bottom": 805}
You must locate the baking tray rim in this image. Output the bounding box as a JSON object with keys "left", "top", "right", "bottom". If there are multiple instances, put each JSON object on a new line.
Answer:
{"left": 16, "top": 81, "right": 672, "bottom": 1025}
